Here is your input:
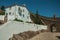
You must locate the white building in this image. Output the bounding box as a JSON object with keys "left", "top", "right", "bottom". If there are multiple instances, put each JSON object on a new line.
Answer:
{"left": 5, "top": 4, "right": 32, "bottom": 22}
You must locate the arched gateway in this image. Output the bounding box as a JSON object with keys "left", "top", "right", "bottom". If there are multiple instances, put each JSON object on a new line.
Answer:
{"left": 50, "top": 24, "right": 57, "bottom": 32}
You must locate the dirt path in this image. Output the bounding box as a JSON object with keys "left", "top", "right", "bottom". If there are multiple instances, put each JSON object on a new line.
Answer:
{"left": 29, "top": 32, "right": 60, "bottom": 40}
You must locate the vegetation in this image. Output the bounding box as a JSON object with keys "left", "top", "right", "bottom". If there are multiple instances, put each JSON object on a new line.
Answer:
{"left": 35, "top": 13, "right": 44, "bottom": 25}
{"left": 0, "top": 12, "right": 5, "bottom": 15}
{"left": 30, "top": 10, "right": 44, "bottom": 25}
{"left": 1, "top": 6, "right": 5, "bottom": 11}
{"left": 14, "top": 18, "right": 23, "bottom": 22}
{"left": 26, "top": 21, "right": 32, "bottom": 23}
{"left": 0, "top": 6, "right": 5, "bottom": 15}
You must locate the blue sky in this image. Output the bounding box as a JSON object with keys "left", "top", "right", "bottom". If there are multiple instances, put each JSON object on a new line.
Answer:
{"left": 0, "top": 0, "right": 60, "bottom": 17}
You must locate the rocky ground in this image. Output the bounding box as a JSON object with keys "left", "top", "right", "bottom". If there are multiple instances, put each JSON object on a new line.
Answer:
{"left": 29, "top": 32, "right": 60, "bottom": 40}
{"left": 9, "top": 31, "right": 40, "bottom": 40}
{"left": 9, "top": 30, "right": 60, "bottom": 40}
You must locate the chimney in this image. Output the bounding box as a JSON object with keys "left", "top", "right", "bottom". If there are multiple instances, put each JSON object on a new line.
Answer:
{"left": 22, "top": 4, "right": 26, "bottom": 7}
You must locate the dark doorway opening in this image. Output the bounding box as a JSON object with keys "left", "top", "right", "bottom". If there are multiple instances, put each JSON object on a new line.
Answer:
{"left": 50, "top": 24, "right": 56, "bottom": 32}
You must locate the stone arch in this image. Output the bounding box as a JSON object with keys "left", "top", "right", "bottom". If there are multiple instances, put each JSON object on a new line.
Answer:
{"left": 50, "top": 24, "right": 56, "bottom": 32}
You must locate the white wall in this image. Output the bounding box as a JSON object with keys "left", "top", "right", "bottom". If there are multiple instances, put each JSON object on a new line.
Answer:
{"left": 17, "top": 6, "right": 32, "bottom": 22}
{"left": 5, "top": 6, "right": 16, "bottom": 21}
{"left": 0, "top": 21, "right": 47, "bottom": 40}
{"left": 0, "top": 15, "right": 4, "bottom": 20}
{"left": 5, "top": 5, "right": 32, "bottom": 22}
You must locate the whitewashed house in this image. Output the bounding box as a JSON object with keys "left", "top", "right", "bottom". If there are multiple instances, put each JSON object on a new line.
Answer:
{"left": 5, "top": 4, "right": 32, "bottom": 22}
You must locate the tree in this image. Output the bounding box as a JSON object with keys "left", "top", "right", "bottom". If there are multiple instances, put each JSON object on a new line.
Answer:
{"left": 1, "top": 6, "right": 5, "bottom": 11}
{"left": 35, "top": 10, "right": 44, "bottom": 24}
{"left": 35, "top": 11, "right": 40, "bottom": 24}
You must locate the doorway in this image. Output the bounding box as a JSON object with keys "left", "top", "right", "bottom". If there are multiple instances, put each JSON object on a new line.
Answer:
{"left": 50, "top": 24, "right": 56, "bottom": 32}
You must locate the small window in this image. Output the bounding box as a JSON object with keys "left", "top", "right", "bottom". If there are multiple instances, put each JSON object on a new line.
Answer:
{"left": 19, "top": 12, "right": 22, "bottom": 16}
{"left": 9, "top": 12, "right": 11, "bottom": 15}
{"left": 23, "top": 14, "right": 24, "bottom": 17}
{"left": 19, "top": 8, "right": 20, "bottom": 10}
{"left": 19, "top": 7, "right": 22, "bottom": 12}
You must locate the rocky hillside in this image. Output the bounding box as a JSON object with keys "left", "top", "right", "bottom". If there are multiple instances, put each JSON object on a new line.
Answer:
{"left": 9, "top": 31, "right": 40, "bottom": 40}
{"left": 9, "top": 31, "right": 60, "bottom": 40}
{"left": 30, "top": 12, "right": 44, "bottom": 25}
